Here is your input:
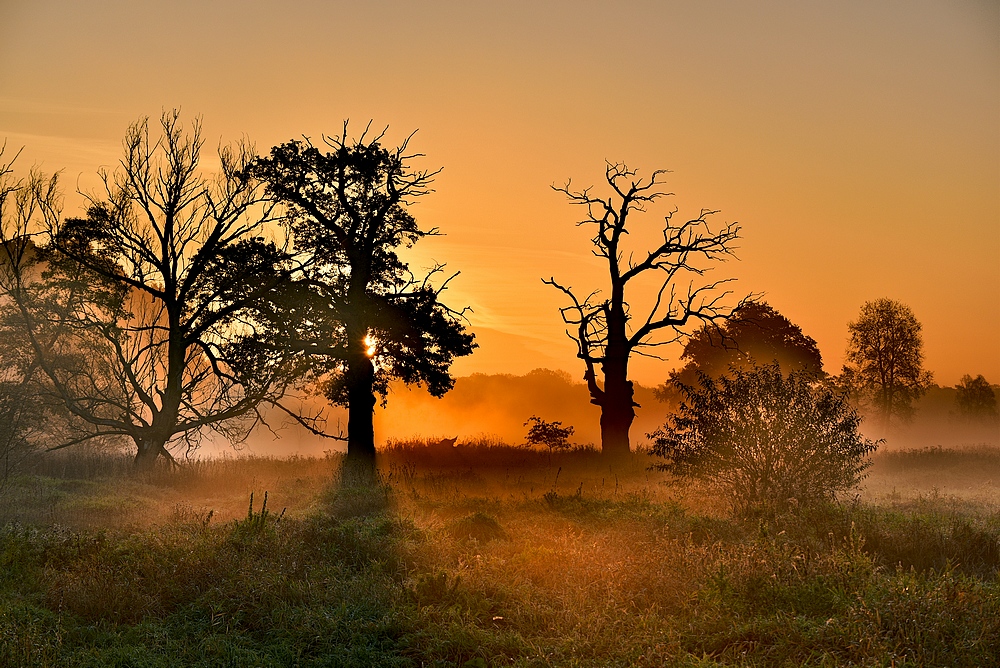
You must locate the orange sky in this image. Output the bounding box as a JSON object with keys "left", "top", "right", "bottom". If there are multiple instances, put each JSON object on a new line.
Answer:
{"left": 2, "top": 0, "right": 998, "bottom": 387}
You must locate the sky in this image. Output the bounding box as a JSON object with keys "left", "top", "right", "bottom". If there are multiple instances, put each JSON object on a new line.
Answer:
{"left": 1, "top": 0, "right": 998, "bottom": 388}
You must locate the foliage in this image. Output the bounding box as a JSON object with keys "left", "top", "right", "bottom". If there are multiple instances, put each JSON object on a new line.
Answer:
{"left": 656, "top": 300, "right": 822, "bottom": 405}
{"left": 842, "top": 298, "right": 933, "bottom": 426}
{"left": 954, "top": 374, "right": 998, "bottom": 421}
{"left": 650, "top": 363, "right": 879, "bottom": 515}
{"left": 544, "top": 162, "right": 747, "bottom": 456}
{"left": 251, "top": 125, "right": 475, "bottom": 461}
{"left": 523, "top": 416, "right": 575, "bottom": 452}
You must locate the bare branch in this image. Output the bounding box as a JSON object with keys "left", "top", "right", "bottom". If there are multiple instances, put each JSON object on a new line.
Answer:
{"left": 544, "top": 162, "right": 748, "bottom": 454}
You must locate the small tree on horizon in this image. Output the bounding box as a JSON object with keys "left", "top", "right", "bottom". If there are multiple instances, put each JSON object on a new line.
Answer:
{"left": 524, "top": 415, "right": 575, "bottom": 456}
{"left": 955, "top": 374, "right": 998, "bottom": 422}
{"left": 842, "top": 298, "right": 932, "bottom": 428}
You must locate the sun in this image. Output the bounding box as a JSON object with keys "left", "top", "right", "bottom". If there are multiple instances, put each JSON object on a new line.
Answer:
{"left": 364, "top": 334, "right": 377, "bottom": 358}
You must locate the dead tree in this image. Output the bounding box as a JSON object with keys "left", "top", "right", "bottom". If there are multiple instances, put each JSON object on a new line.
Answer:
{"left": 544, "top": 162, "right": 748, "bottom": 458}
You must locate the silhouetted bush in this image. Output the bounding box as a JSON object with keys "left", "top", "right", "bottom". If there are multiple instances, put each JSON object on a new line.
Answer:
{"left": 523, "top": 416, "right": 574, "bottom": 454}
{"left": 651, "top": 363, "right": 879, "bottom": 516}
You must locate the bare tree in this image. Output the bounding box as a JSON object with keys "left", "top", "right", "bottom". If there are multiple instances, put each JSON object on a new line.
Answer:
{"left": 0, "top": 145, "right": 57, "bottom": 485}
{"left": 545, "top": 162, "right": 747, "bottom": 457}
{"left": 0, "top": 113, "right": 310, "bottom": 468}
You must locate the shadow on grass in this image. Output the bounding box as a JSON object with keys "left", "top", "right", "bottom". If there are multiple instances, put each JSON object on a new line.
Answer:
{"left": 0, "top": 454, "right": 423, "bottom": 667}
{"left": 2, "top": 445, "right": 998, "bottom": 666}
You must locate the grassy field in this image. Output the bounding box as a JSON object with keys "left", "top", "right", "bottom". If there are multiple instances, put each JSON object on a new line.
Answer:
{"left": 0, "top": 441, "right": 997, "bottom": 667}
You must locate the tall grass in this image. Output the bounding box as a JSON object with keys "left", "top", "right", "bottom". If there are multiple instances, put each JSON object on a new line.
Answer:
{"left": 0, "top": 443, "right": 995, "bottom": 666}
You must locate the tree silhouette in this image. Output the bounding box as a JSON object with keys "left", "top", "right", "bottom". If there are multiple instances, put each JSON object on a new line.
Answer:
{"left": 251, "top": 126, "right": 475, "bottom": 470}
{"left": 655, "top": 301, "right": 823, "bottom": 404}
{"left": 0, "top": 114, "right": 303, "bottom": 468}
{"left": 524, "top": 416, "right": 574, "bottom": 454}
{"left": 842, "top": 298, "right": 932, "bottom": 427}
{"left": 955, "top": 374, "right": 998, "bottom": 421}
{"left": 545, "top": 163, "right": 747, "bottom": 458}
{"left": 0, "top": 151, "right": 95, "bottom": 481}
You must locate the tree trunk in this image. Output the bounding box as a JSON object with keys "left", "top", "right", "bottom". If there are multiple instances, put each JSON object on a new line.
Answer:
{"left": 594, "top": 293, "right": 636, "bottom": 459}
{"left": 345, "top": 350, "right": 377, "bottom": 475}
{"left": 598, "top": 355, "right": 636, "bottom": 459}
{"left": 133, "top": 437, "right": 165, "bottom": 470}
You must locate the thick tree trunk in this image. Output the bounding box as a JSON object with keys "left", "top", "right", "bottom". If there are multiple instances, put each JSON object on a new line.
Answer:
{"left": 345, "top": 351, "right": 377, "bottom": 475}
{"left": 133, "top": 437, "right": 166, "bottom": 470}
{"left": 599, "top": 396, "right": 635, "bottom": 459}
{"left": 598, "top": 357, "right": 636, "bottom": 459}
{"left": 342, "top": 269, "right": 378, "bottom": 480}
{"left": 584, "top": 360, "right": 636, "bottom": 459}
{"left": 592, "top": 294, "right": 636, "bottom": 459}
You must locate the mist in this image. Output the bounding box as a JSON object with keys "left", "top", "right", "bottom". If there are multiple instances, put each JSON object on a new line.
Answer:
{"left": 202, "top": 369, "right": 999, "bottom": 460}
{"left": 225, "top": 368, "right": 669, "bottom": 457}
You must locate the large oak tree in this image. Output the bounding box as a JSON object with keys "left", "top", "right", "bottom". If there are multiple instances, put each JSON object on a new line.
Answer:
{"left": 0, "top": 113, "right": 302, "bottom": 467}
{"left": 251, "top": 126, "right": 475, "bottom": 469}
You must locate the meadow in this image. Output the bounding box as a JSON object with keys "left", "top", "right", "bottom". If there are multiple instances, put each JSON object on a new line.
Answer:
{"left": 0, "top": 440, "right": 997, "bottom": 667}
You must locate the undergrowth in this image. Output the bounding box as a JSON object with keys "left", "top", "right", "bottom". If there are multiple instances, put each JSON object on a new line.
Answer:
{"left": 0, "top": 446, "right": 996, "bottom": 666}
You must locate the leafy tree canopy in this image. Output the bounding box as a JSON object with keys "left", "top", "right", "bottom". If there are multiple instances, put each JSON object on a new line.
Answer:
{"left": 955, "top": 374, "right": 998, "bottom": 421}
{"left": 251, "top": 126, "right": 475, "bottom": 462}
{"left": 842, "top": 298, "right": 932, "bottom": 426}
{"left": 656, "top": 300, "right": 823, "bottom": 403}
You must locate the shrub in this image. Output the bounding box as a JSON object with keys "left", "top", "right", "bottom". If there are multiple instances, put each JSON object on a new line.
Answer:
{"left": 650, "top": 363, "right": 879, "bottom": 516}
{"left": 523, "top": 416, "right": 574, "bottom": 454}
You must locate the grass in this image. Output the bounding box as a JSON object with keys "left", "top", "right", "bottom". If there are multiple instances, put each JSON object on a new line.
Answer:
{"left": 0, "top": 442, "right": 996, "bottom": 666}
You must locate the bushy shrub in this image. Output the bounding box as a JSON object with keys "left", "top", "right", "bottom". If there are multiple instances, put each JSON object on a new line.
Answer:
{"left": 650, "top": 363, "right": 879, "bottom": 516}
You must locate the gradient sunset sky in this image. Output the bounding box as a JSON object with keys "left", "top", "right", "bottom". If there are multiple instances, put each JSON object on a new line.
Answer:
{"left": 2, "top": 1, "right": 997, "bottom": 387}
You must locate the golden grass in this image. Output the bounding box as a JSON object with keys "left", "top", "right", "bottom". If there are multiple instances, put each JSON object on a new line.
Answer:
{"left": 0, "top": 440, "right": 996, "bottom": 666}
